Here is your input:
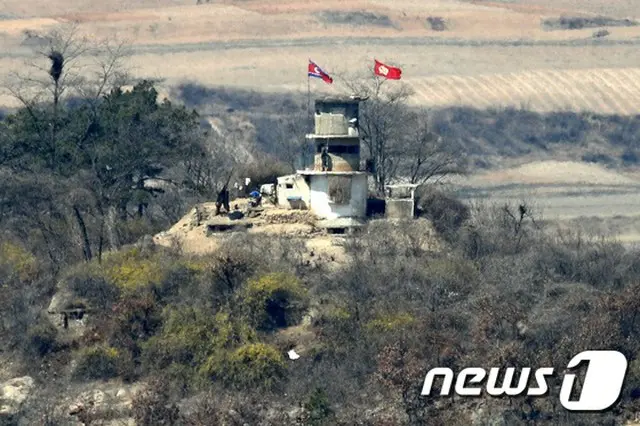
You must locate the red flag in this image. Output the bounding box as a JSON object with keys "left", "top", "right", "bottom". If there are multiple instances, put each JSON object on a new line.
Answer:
{"left": 374, "top": 59, "right": 402, "bottom": 80}
{"left": 308, "top": 59, "right": 333, "bottom": 84}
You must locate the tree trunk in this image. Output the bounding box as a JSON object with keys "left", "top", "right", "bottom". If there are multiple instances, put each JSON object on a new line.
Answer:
{"left": 98, "top": 217, "right": 105, "bottom": 263}
{"left": 119, "top": 197, "right": 129, "bottom": 220}
{"left": 106, "top": 205, "right": 120, "bottom": 250}
{"left": 73, "top": 206, "right": 92, "bottom": 261}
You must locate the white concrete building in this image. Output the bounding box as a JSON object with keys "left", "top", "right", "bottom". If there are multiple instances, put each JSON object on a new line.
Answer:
{"left": 276, "top": 174, "right": 310, "bottom": 210}
{"left": 299, "top": 171, "right": 368, "bottom": 220}
{"left": 275, "top": 97, "right": 369, "bottom": 223}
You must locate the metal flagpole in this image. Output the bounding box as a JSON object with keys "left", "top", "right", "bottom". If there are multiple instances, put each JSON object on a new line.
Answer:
{"left": 307, "top": 60, "right": 312, "bottom": 131}
{"left": 306, "top": 61, "right": 312, "bottom": 169}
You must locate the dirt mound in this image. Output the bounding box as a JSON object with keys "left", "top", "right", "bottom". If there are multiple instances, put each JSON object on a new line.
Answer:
{"left": 152, "top": 200, "right": 350, "bottom": 269}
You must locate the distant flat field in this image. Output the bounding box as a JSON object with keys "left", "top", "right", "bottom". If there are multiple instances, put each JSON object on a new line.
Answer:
{"left": 451, "top": 160, "right": 640, "bottom": 243}
{"left": 0, "top": 0, "right": 639, "bottom": 114}
{"left": 464, "top": 0, "right": 640, "bottom": 18}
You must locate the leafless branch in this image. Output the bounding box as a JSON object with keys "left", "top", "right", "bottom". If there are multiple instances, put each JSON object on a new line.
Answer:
{"left": 5, "top": 23, "right": 129, "bottom": 108}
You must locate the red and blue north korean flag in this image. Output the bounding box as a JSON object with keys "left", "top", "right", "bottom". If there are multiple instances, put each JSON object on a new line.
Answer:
{"left": 308, "top": 59, "right": 333, "bottom": 84}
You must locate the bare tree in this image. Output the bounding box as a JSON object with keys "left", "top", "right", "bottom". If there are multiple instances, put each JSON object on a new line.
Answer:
{"left": 338, "top": 66, "right": 413, "bottom": 193}
{"left": 7, "top": 25, "right": 90, "bottom": 108}
{"left": 337, "top": 65, "right": 459, "bottom": 193}
{"left": 401, "top": 110, "right": 464, "bottom": 184}
{"left": 1, "top": 24, "right": 134, "bottom": 261}
{"left": 6, "top": 24, "right": 130, "bottom": 119}
{"left": 182, "top": 131, "right": 240, "bottom": 200}
{"left": 270, "top": 112, "right": 310, "bottom": 170}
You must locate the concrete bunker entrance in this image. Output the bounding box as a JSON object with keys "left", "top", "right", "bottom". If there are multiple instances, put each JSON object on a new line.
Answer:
{"left": 207, "top": 222, "right": 253, "bottom": 234}
{"left": 327, "top": 227, "right": 347, "bottom": 235}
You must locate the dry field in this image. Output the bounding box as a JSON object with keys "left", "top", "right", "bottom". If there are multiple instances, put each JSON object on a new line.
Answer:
{"left": 409, "top": 68, "right": 640, "bottom": 114}
{"left": 0, "top": 0, "right": 639, "bottom": 113}
{"left": 452, "top": 160, "right": 640, "bottom": 243}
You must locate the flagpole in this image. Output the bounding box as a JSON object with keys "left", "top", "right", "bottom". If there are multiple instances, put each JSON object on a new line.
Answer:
{"left": 306, "top": 61, "right": 311, "bottom": 170}
{"left": 307, "top": 64, "right": 311, "bottom": 132}
{"left": 307, "top": 76, "right": 310, "bottom": 120}
{"left": 307, "top": 75, "right": 313, "bottom": 136}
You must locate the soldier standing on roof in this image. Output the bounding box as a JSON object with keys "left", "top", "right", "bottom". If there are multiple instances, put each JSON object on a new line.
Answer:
{"left": 321, "top": 145, "right": 330, "bottom": 171}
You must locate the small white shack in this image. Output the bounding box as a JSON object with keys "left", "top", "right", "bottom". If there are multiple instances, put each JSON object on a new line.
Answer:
{"left": 276, "top": 174, "right": 310, "bottom": 210}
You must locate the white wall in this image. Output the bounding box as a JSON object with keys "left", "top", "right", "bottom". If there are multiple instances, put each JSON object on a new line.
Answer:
{"left": 276, "top": 175, "right": 310, "bottom": 209}
{"left": 309, "top": 174, "right": 367, "bottom": 219}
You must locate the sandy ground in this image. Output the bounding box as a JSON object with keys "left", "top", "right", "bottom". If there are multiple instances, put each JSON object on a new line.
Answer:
{"left": 152, "top": 201, "right": 352, "bottom": 268}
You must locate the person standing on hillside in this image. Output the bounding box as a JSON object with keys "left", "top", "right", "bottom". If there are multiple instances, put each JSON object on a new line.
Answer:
{"left": 215, "top": 184, "right": 230, "bottom": 215}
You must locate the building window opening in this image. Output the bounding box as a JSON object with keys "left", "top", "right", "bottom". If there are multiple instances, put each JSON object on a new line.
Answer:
{"left": 328, "top": 176, "right": 352, "bottom": 204}
{"left": 326, "top": 145, "right": 360, "bottom": 154}
{"left": 328, "top": 227, "right": 346, "bottom": 235}
{"left": 285, "top": 183, "right": 294, "bottom": 189}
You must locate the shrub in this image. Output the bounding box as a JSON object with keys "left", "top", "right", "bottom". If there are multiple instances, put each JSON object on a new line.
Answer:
{"left": 416, "top": 186, "right": 470, "bottom": 242}
{"left": 73, "top": 345, "right": 121, "bottom": 380}
{"left": 621, "top": 149, "right": 638, "bottom": 165}
{"left": 239, "top": 154, "right": 293, "bottom": 191}
{"left": 101, "top": 247, "right": 166, "bottom": 291}
{"left": 424, "top": 257, "right": 478, "bottom": 296}
{"left": 105, "top": 290, "right": 162, "bottom": 354}
{"left": 426, "top": 16, "right": 446, "bottom": 31}
{"left": 27, "top": 318, "right": 58, "bottom": 357}
{"left": 153, "top": 257, "right": 209, "bottom": 303}
{"left": 366, "top": 312, "right": 416, "bottom": 333}
{"left": 241, "top": 272, "right": 309, "bottom": 331}
{"left": 224, "top": 343, "right": 285, "bottom": 389}
{"left": 146, "top": 307, "right": 228, "bottom": 368}
{"left": 208, "top": 246, "right": 257, "bottom": 307}
{"left": 143, "top": 307, "right": 256, "bottom": 387}
{"left": 302, "top": 387, "right": 334, "bottom": 425}
{"left": 116, "top": 217, "right": 163, "bottom": 246}
{"left": 458, "top": 202, "right": 542, "bottom": 259}
{"left": 0, "top": 241, "right": 38, "bottom": 282}
{"left": 625, "top": 358, "right": 640, "bottom": 404}
{"left": 316, "top": 11, "right": 393, "bottom": 27}
{"left": 68, "top": 274, "right": 120, "bottom": 308}
{"left": 132, "top": 376, "right": 180, "bottom": 426}
{"left": 312, "top": 306, "right": 361, "bottom": 354}
{"left": 581, "top": 152, "right": 614, "bottom": 166}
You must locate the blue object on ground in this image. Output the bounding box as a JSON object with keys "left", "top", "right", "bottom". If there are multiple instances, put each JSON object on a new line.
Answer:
{"left": 250, "top": 191, "right": 260, "bottom": 198}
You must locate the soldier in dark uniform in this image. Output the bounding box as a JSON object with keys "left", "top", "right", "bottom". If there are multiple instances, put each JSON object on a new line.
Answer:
{"left": 321, "top": 145, "right": 330, "bottom": 171}
{"left": 215, "top": 185, "right": 230, "bottom": 215}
